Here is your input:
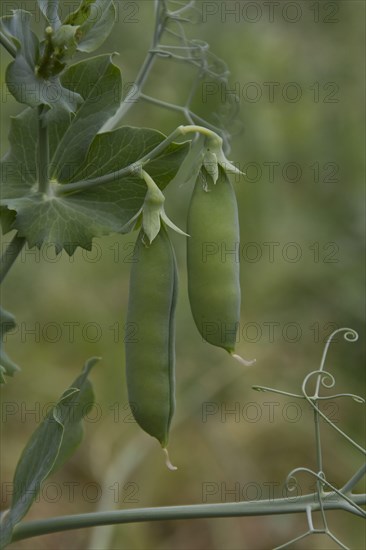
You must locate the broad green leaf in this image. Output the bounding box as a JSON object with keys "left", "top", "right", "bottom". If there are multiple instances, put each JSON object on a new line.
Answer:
{"left": 0, "top": 358, "right": 98, "bottom": 548}
{"left": 64, "top": 0, "right": 105, "bottom": 26}
{"left": 1, "top": 127, "right": 189, "bottom": 254}
{"left": 0, "top": 308, "right": 20, "bottom": 383}
{"left": 53, "top": 54, "right": 123, "bottom": 179}
{"left": 0, "top": 106, "right": 72, "bottom": 193}
{"left": 37, "top": 0, "right": 61, "bottom": 29}
{"left": 0, "top": 53, "right": 122, "bottom": 203}
{"left": 67, "top": 126, "right": 189, "bottom": 187}
{"left": 0, "top": 52, "right": 189, "bottom": 254}
{"left": 0, "top": 10, "right": 81, "bottom": 112}
{"left": 48, "top": 360, "right": 96, "bottom": 473}
{"left": 0, "top": 207, "right": 16, "bottom": 234}
{"left": 0, "top": 10, "right": 38, "bottom": 67}
{"left": 1, "top": 109, "right": 38, "bottom": 198}
{"left": 63, "top": 0, "right": 116, "bottom": 53}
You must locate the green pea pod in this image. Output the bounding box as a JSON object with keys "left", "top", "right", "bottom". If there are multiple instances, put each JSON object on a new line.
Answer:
{"left": 125, "top": 225, "right": 177, "bottom": 468}
{"left": 187, "top": 168, "right": 255, "bottom": 366}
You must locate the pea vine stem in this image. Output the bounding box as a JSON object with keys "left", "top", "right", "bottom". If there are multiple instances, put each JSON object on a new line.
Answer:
{"left": 100, "top": 0, "right": 166, "bottom": 132}
{"left": 312, "top": 365, "right": 325, "bottom": 524}
{"left": 341, "top": 463, "right": 366, "bottom": 494}
{"left": 11, "top": 493, "right": 366, "bottom": 543}
{"left": 139, "top": 93, "right": 228, "bottom": 138}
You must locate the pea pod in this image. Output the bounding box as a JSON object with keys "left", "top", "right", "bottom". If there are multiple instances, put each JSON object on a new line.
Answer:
{"left": 187, "top": 168, "right": 254, "bottom": 365}
{"left": 125, "top": 225, "right": 177, "bottom": 466}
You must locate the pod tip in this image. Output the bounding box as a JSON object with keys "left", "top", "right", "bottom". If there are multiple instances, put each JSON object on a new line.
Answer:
{"left": 231, "top": 353, "right": 256, "bottom": 367}
{"left": 163, "top": 448, "right": 178, "bottom": 471}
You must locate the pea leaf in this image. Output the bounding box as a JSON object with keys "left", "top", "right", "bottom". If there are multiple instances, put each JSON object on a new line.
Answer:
{"left": 0, "top": 307, "right": 20, "bottom": 384}
{"left": 63, "top": 0, "right": 116, "bottom": 53}
{"left": 53, "top": 53, "right": 123, "bottom": 180}
{"left": 0, "top": 52, "right": 122, "bottom": 234}
{"left": 0, "top": 10, "right": 82, "bottom": 112}
{"left": 37, "top": 0, "right": 61, "bottom": 29}
{"left": 0, "top": 208, "right": 16, "bottom": 234}
{"left": 0, "top": 357, "right": 99, "bottom": 548}
{"left": 0, "top": 48, "right": 189, "bottom": 254}
{"left": 1, "top": 126, "right": 189, "bottom": 254}
{"left": 0, "top": 53, "right": 122, "bottom": 199}
{"left": 0, "top": 10, "right": 38, "bottom": 67}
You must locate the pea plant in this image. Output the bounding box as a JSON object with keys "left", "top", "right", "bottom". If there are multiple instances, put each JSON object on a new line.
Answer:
{"left": 0, "top": 1, "right": 365, "bottom": 549}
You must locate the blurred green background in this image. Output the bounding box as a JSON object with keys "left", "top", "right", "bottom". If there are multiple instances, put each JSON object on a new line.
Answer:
{"left": 1, "top": 1, "right": 365, "bottom": 549}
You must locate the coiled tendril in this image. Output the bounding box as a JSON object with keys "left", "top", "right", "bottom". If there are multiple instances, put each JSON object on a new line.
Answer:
{"left": 253, "top": 327, "right": 365, "bottom": 549}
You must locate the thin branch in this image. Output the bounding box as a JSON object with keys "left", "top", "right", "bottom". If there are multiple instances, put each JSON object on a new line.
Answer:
{"left": 302, "top": 371, "right": 366, "bottom": 455}
{"left": 286, "top": 468, "right": 366, "bottom": 518}
{"left": 100, "top": 0, "right": 167, "bottom": 132}
{"left": 0, "top": 31, "right": 16, "bottom": 58}
{"left": 313, "top": 395, "right": 325, "bottom": 524}
{"left": 252, "top": 386, "right": 304, "bottom": 399}
{"left": 55, "top": 126, "right": 185, "bottom": 195}
{"left": 11, "top": 493, "right": 366, "bottom": 543}
{"left": 55, "top": 123, "right": 220, "bottom": 196}
{"left": 0, "top": 235, "right": 26, "bottom": 284}
{"left": 140, "top": 93, "right": 187, "bottom": 114}
{"left": 326, "top": 531, "right": 349, "bottom": 550}
{"left": 168, "top": 0, "right": 197, "bottom": 17}
{"left": 274, "top": 530, "right": 314, "bottom": 550}
{"left": 341, "top": 463, "right": 366, "bottom": 494}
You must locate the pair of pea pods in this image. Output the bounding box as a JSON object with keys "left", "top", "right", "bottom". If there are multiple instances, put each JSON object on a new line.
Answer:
{"left": 125, "top": 168, "right": 251, "bottom": 463}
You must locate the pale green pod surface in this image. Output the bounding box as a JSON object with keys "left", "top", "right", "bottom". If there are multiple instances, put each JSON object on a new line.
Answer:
{"left": 187, "top": 168, "right": 240, "bottom": 353}
{"left": 125, "top": 226, "right": 177, "bottom": 448}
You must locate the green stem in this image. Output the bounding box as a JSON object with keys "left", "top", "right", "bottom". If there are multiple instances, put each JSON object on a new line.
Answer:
{"left": 38, "top": 106, "right": 49, "bottom": 194}
{"left": 139, "top": 94, "right": 226, "bottom": 138}
{"left": 341, "top": 463, "right": 366, "bottom": 494}
{"left": 313, "top": 407, "right": 327, "bottom": 531}
{"left": 313, "top": 401, "right": 324, "bottom": 480}
{"left": 179, "top": 124, "right": 221, "bottom": 142}
{"left": 140, "top": 93, "right": 188, "bottom": 114}
{"left": 0, "top": 235, "right": 26, "bottom": 284}
{"left": 55, "top": 127, "right": 184, "bottom": 196}
{"left": 11, "top": 493, "right": 366, "bottom": 543}
{"left": 55, "top": 124, "right": 219, "bottom": 197}
{"left": 0, "top": 31, "right": 16, "bottom": 58}
{"left": 100, "top": 0, "right": 167, "bottom": 132}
